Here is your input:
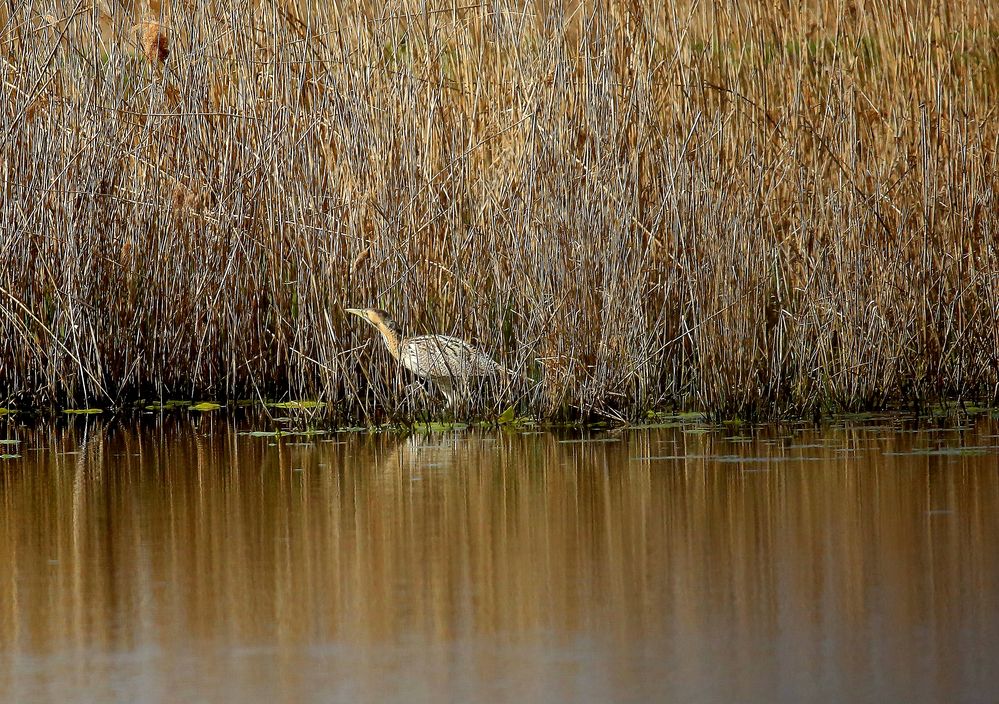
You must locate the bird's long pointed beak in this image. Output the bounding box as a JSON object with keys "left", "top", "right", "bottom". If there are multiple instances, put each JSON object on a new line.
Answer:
{"left": 344, "top": 308, "right": 366, "bottom": 319}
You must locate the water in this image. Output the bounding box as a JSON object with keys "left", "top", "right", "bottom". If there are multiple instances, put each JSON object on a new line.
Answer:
{"left": 1, "top": 415, "right": 998, "bottom": 702}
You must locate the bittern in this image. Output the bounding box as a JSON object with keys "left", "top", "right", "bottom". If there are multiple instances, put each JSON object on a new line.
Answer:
{"left": 346, "top": 307, "right": 506, "bottom": 407}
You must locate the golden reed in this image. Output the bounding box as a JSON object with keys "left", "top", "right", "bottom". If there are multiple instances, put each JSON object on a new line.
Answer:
{"left": 1, "top": 1, "right": 996, "bottom": 419}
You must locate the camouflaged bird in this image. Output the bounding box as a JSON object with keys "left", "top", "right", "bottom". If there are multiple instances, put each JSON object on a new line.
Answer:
{"left": 346, "top": 308, "right": 507, "bottom": 406}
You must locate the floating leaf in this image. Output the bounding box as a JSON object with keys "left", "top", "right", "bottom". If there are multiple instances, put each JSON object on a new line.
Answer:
{"left": 0, "top": 439, "right": 19, "bottom": 445}
{"left": 240, "top": 428, "right": 328, "bottom": 439}
{"left": 64, "top": 408, "right": 103, "bottom": 415}
{"left": 268, "top": 400, "right": 325, "bottom": 410}
{"left": 145, "top": 400, "right": 191, "bottom": 411}
{"left": 188, "top": 402, "right": 221, "bottom": 412}
{"left": 646, "top": 411, "right": 705, "bottom": 422}
{"left": 0, "top": 408, "right": 14, "bottom": 415}
{"left": 417, "top": 422, "right": 468, "bottom": 433}
{"left": 1, "top": 454, "right": 21, "bottom": 459}
{"left": 497, "top": 406, "right": 516, "bottom": 424}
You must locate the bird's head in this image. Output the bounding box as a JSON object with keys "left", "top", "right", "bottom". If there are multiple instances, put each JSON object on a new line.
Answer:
{"left": 346, "top": 307, "right": 404, "bottom": 357}
{"left": 346, "top": 307, "right": 390, "bottom": 326}
{"left": 346, "top": 307, "right": 402, "bottom": 343}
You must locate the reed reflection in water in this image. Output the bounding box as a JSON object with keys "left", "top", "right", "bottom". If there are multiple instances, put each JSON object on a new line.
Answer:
{"left": 0, "top": 417, "right": 997, "bottom": 702}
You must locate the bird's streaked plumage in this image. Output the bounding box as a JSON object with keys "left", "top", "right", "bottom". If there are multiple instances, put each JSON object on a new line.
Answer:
{"left": 346, "top": 307, "right": 504, "bottom": 406}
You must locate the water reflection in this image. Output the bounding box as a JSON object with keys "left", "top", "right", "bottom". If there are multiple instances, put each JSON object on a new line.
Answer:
{"left": 0, "top": 416, "right": 997, "bottom": 701}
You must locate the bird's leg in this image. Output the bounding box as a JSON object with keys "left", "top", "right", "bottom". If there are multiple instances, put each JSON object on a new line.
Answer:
{"left": 401, "top": 381, "right": 433, "bottom": 423}
{"left": 437, "top": 379, "right": 456, "bottom": 410}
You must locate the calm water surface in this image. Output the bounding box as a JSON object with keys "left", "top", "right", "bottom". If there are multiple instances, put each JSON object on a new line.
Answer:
{"left": 1, "top": 415, "right": 997, "bottom": 702}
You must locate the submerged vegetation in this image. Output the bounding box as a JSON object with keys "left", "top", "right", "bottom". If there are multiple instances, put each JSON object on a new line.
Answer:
{"left": 1, "top": 0, "right": 997, "bottom": 421}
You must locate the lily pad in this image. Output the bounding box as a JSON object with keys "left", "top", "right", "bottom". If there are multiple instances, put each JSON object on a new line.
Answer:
{"left": 647, "top": 411, "right": 706, "bottom": 422}
{"left": 145, "top": 400, "right": 192, "bottom": 411}
{"left": 267, "top": 400, "right": 325, "bottom": 410}
{"left": 0, "top": 408, "right": 14, "bottom": 415}
{"left": 417, "top": 422, "right": 469, "bottom": 432}
{"left": 64, "top": 408, "right": 103, "bottom": 415}
{"left": 188, "top": 402, "right": 222, "bottom": 412}
{"left": 0, "top": 439, "right": 19, "bottom": 445}
{"left": 240, "top": 429, "right": 329, "bottom": 438}
{"left": 0, "top": 454, "right": 20, "bottom": 460}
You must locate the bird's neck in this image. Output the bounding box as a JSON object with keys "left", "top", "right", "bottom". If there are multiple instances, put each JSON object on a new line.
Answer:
{"left": 375, "top": 322, "right": 401, "bottom": 358}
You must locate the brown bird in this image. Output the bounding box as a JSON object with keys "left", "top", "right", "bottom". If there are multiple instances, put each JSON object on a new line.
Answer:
{"left": 346, "top": 307, "right": 506, "bottom": 407}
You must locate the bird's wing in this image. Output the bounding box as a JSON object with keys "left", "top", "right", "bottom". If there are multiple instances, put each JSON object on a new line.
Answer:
{"left": 399, "top": 335, "right": 501, "bottom": 380}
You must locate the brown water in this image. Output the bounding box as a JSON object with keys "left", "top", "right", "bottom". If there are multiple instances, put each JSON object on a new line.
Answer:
{"left": 1, "top": 415, "right": 998, "bottom": 703}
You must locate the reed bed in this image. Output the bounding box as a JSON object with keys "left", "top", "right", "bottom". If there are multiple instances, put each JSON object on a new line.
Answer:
{"left": 1, "top": 0, "right": 997, "bottom": 420}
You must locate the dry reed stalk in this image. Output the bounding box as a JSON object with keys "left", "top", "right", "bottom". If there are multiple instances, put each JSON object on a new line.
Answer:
{"left": 0, "top": 0, "right": 996, "bottom": 420}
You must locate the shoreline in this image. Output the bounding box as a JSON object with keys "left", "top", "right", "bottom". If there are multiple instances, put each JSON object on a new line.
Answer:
{"left": 2, "top": 399, "right": 996, "bottom": 431}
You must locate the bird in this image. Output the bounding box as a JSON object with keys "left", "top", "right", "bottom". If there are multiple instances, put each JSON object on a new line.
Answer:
{"left": 345, "top": 307, "right": 507, "bottom": 407}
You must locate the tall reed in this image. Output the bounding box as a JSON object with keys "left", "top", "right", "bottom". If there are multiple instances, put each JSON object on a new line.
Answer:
{"left": 1, "top": 0, "right": 997, "bottom": 420}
